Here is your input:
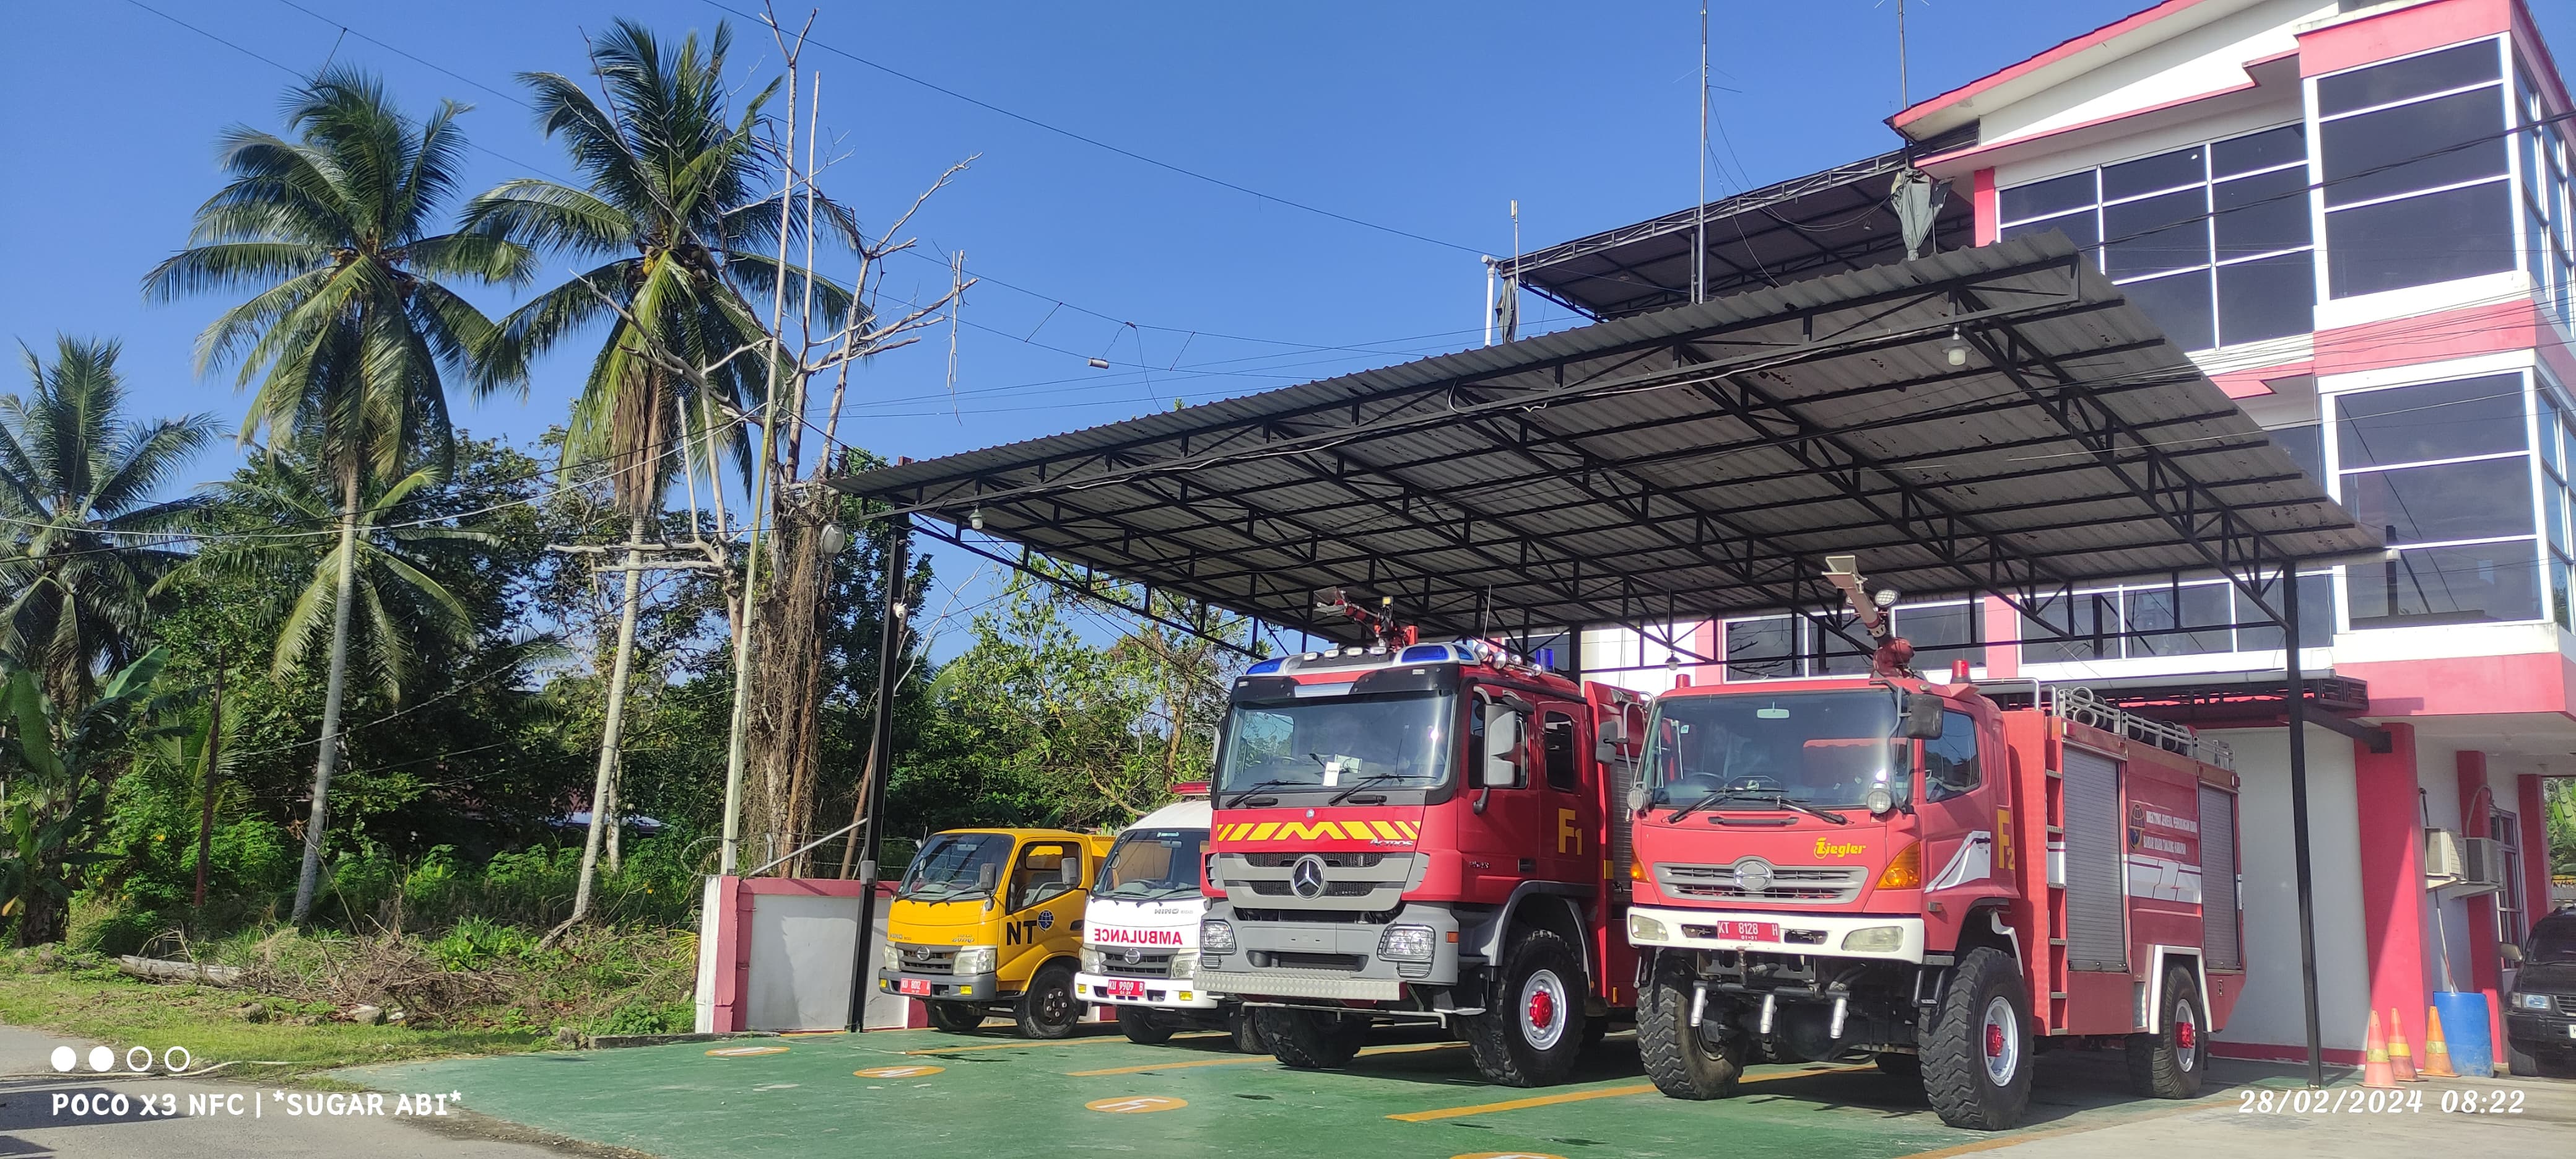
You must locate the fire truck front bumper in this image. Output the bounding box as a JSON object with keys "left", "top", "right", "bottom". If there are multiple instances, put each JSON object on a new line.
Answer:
{"left": 1624, "top": 906, "right": 1928, "bottom": 964}
{"left": 1194, "top": 902, "right": 1458, "bottom": 1003}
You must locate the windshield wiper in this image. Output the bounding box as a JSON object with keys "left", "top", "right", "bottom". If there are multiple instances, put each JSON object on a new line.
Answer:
{"left": 1668, "top": 787, "right": 1848, "bottom": 825}
{"left": 1767, "top": 795, "right": 1851, "bottom": 825}
{"left": 1664, "top": 787, "right": 1729, "bottom": 824}
{"left": 1224, "top": 777, "right": 1301, "bottom": 808}
{"left": 1325, "top": 772, "right": 1409, "bottom": 807}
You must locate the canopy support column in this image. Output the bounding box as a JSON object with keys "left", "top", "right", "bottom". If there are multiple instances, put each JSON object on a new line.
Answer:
{"left": 845, "top": 518, "right": 910, "bottom": 1031}
{"left": 2282, "top": 567, "right": 2325, "bottom": 1088}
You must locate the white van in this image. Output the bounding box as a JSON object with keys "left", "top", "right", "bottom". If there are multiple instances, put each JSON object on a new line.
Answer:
{"left": 1074, "top": 794, "right": 1263, "bottom": 1049}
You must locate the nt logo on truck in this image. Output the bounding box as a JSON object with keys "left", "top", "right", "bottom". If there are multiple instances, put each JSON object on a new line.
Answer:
{"left": 1216, "top": 820, "right": 1420, "bottom": 843}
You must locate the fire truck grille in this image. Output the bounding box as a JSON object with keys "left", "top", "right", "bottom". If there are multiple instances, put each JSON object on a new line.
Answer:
{"left": 1244, "top": 880, "right": 1376, "bottom": 898}
{"left": 1655, "top": 863, "right": 1866, "bottom": 904}
{"left": 1098, "top": 951, "right": 1175, "bottom": 978}
{"left": 1242, "top": 852, "right": 1386, "bottom": 868}
{"left": 1253, "top": 951, "right": 1367, "bottom": 972}
{"left": 896, "top": 945, "right": 957, "bottom": 974}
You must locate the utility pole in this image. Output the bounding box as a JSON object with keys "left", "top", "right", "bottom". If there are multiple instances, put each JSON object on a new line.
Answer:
{"left": 193, "top": 643, "right": 227, "bottom": 910}
{"left": 1695, "top": 1, "right": 1708, "bottom": 304}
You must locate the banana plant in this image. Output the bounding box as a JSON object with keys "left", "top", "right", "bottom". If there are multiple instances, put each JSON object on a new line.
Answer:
{"left": 0, "top": 647, "right": 166, "bottom": 945}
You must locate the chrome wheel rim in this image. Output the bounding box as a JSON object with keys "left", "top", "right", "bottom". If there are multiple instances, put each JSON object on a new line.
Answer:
{"left": 1982, "top": 995, "right": 2020, "bottom": 1085}
{"left": 1520, "top": 969, "right": 1570, "bottom": 1050}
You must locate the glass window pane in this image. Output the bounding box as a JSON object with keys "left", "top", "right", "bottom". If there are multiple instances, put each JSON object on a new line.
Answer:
{"left": 2317, "top": 40, "right": 2502, "bottom": 116}
{"left": 2326, "top": 182, "right": 2516, "bottom": 297}
{"left": 2002, "top": 211, "right": 2099, "bottom": 260}
{"left": 2240, "top": 572, "right": 2336, "bottom": 650}
{"left": 2557, "top": 553, "right": 2575, "bottom": 629}
{"left": 2214, "top": 167, "right": 2312, "bottom": 257}
{"left": 2001, "top": 172, "right": 2097, "bottom": 222}
{"left": 2124, "top": 582, "right": 2234, "bottom": 655}
{"left": 2340, "top": 457, "right": 2536, "bottom": 544}
{"left": 2119, "top": 267, "right": 2216, "bottom": 351}
{"left": 2218, "top": 251, "right": 2316, "bottom": 346}
{"left": 2017, "top": 592, "right": 2116, "bottom": 663}
{"left": 2346, "top": 540, "right": 2541, "bottom": 627}
{"left": 2211, "top": 124, "right": 2307, "bottom": 177}
{"left": 2105, "top": 188, "right": 2210, "bottom": 278}
{"left": 2334, "top": 374, "right": 2526, "bottom": 467}
{"left": 2548, "top": 483, "right": 2570, "bottom": 555}
{"left": 2321, "top": 88, "right": 2509, "bottom": 207}
{"left": 2268, "top": 423, "right": 2326, "bottom": 485}
{"left": 1725, "top": 616, "right": 1796, "bottom": 680}
{"left": 1894, "top": 601, "right": 1985, "bottom": 666}
{"left": 1816, "top": 618, "right": 1872, "bottom": 676}
{"left": 2104, "top": 146, "right": 2206, "bottom": 200}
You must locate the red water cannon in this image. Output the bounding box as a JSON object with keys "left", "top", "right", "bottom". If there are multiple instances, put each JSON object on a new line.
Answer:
{"left": 1822, "top": 554, "right": 1916, "bottom": 680}
{"left": 1313, "top": 587, "right": 1419, "bottom": 650}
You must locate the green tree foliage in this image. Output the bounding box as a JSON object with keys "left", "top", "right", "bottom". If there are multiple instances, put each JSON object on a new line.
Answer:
{"left": 0, "top": 338, "right": 215, "bottom": 709}
{"left": 0, "top": 649, "right": 168, "bottom": 945}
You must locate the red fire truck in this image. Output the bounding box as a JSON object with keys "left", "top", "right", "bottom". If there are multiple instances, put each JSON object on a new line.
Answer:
{"left": 1195, "top": 598, "right": 1650, "bottom": 1087}
{"left": 1623, "top": 559, "right": 2246, "bottom": 1129}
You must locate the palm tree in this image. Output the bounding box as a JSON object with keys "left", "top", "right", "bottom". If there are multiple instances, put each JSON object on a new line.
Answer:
{"left": 142, "top": 68, "right": 529, "bottom": 922}
{"left": 466, "top": 19, "right": 850, "bottom": 923}
{"left": 0, "top": 337, "right": 215, "bottom": 709}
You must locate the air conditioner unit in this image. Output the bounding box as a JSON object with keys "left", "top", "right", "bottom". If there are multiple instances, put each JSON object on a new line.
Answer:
{"left": 2424, "top": 828, "right": 2465, "bottom": 888}
{"left": 2461, "top": 836, "right": 2506, "bottom": 892}
{"left": 2424, "top": 829, "right": 2502, "bottom": 895}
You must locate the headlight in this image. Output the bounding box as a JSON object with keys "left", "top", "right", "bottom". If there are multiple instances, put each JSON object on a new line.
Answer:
{"left": 1079, "top": 948, "right": 1104, "bottom": 974}
{"left": 1629, "top": 912, "right": 1670, "bottom": 943}
{"left": 882, "top": 943, "right": 902, "bottom": 972}
{"left": 2515, "top": 992, "right": 2554, "bottom": 1011}
{"left": 954, "top": 945, "right": 997, "bottom": 974}
{"left": 1170, "top": 950, "right": 1199, "bottom": 980}
{"left": 1201, "top": 919, "right": 1237, "bottom": 953}
{"left": 1378, "top": 924, "right": 1437, "bottom": 963}
{"left": 1841, "top": 925, "right": 1907, "bottom": 953}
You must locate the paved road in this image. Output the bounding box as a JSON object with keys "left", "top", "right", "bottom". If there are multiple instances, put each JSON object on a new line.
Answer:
{"left": 1985, "top": 1070, "right": 2574, "bottom": 1159}
{"left": 0, "top": 1025, "right": 599, "bottom": 1159}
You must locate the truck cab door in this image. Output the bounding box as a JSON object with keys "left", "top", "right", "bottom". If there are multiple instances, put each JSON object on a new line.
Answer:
{"left": 1914, "top": 706, "right": 2018, "bottom": 914}
{"left": 1001, "top": 841, "right": 1087, "bottom": 982}
{"left": 1536, "top": 706, "right": 1596, "bottom": 887}
{"left": 1459, "top": 692, "right": 1539, "bottom": 901}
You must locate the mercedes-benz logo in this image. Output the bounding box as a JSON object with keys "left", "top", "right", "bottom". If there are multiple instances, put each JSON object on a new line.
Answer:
{"left": 1290, "top": 855, "right": 1328, "bottom": 899}
{"left": 1731, "top": 857, "right": 1775, "bottom": 894}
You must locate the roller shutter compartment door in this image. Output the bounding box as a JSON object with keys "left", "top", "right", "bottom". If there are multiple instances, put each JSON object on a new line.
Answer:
{"left": 2198, "top": 785, "right": 2243, "bottom": 971}
{"left": 2061, "top": 746, "right": 2130, "bottom": 972}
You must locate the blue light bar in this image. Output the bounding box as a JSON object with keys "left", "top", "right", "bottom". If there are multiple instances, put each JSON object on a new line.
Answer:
{"left": 1244, "top": 658, "right": 1284, "bottom": 675}
{"left": 1398, "top": 644, "right": 1453, "bottom": 663}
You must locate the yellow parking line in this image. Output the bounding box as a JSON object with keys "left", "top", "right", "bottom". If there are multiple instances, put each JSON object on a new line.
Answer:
{"left": 1066, "top": 1040, "right": 1463, "bottom": 1077}
{"left": 1386, "top": 1062, "right": 1871, "bottom": 1122}
{"left": 904, "top": 1031, "right": 1224, "bottom": 1056}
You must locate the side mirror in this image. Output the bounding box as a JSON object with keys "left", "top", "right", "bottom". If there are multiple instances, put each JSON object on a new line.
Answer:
{"left": 1060, "top": 859, "right": 1080, "bottom": 885}
{"left": 2501, "top": 942, "right": 2525, "bottom": 965}
{"left": 1900, "top": 693, "right": 1946, "bottom": 740}
{"left": 1481, "top": 703, "right": 1526, "bottom": 787}
{"left": 976, "top": 861, "right": 1000, "bottom": 909}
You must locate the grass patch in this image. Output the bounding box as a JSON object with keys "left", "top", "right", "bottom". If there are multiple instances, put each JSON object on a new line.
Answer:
{"left": 0, "top": 951, "right": 547, "bottom": 1074}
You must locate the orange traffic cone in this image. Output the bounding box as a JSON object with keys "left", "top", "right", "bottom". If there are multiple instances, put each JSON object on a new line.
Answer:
{"left": 2361, "top": 1010, "right": 2399, "bottom": 1088}
{"left": 2386, "top": 1007, "right": 2421, "bottom": 1082}
{"left": 2418, "top": 1006, "right": 2457, "bottom": 1078}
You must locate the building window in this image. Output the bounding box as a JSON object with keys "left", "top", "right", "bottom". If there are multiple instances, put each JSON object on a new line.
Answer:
{"left": 2333, "top": 372, "right": 2543, "bottom": 627}
{"left": 2000, "top": 124, "right": 2314, "bottom": 351}
{"left": 2317, "top": 38, "right": 2515, "bottom": 298}
{"left": 2539, "top": 390, "right": 2575, "bottom": 628}
{"left": 2016, "top": 571, "right": 2332, "bottom": 662}
{"left": 1721, "top": 599, "right": 1985, "bottom": 681}
{"left": 2518, "top": 66, "right": 2574, "bottom": 328}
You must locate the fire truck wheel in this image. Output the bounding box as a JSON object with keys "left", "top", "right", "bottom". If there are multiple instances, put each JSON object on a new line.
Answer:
{"left": 923, "top": 1002, "right": 985, "bottom": 1033}
{"left": 1635, "top": 952, "right": 1745, "bottom": 1099}
{"left": 1921, "top": 946, "right": 2034, "bottom": 1131}
{"left": 2126, "top": 965, "right": 2206, "bottom": 1098}
{"left": 1015, "top": 960, "right": 1082, "bottom": 1039}
{"left": 1257, "top": 1008, "right": 1368, "bottom": 1068}
{"left": 1225, "top": 1006, "right": 1270, "bottom": 1054}
{"left": 1463, "top": 928, "right": 1588, "bottom": 1087}
{"left": 1116, "top": 1005, "right": 1175, "bottom": 1045}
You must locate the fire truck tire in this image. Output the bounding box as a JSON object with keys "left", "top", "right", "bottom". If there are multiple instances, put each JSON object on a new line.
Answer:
{"left": 1015, "top": 960, "right": 1082, "bottom": 1039}
{"left": 1921, "top": 947, "right": 2034, "bottom": 1131}
{"left": 923, "top": 1002, "right": 985, "bottom": 1033}
{"left": 1635, "top": 953, "right": 1746, "bottom": 1100}
{"left": 1116, "top": 1005, "right": 1175, "bottom": 1045}
{"left": 2125, "top": 965, "right": 2206, "bottom": 1099}
{"left": 1258, "top": 1008, "right": 1369, "bottom": 1068}
{"left": 1463, "top": 928, "right": 1589, "bottom": 1087}
{"left": 1226, "top": 1006, "right": 1269, "bottom": 1054}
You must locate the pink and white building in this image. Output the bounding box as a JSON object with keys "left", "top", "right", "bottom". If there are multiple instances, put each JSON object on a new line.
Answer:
{"left": 1531, "top": 0, "right": 2569, "bottom": 1066}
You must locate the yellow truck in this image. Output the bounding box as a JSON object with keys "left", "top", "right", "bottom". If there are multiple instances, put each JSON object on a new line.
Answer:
{"left": 877, "top": 828, "right": 1114, "bottom": 1037}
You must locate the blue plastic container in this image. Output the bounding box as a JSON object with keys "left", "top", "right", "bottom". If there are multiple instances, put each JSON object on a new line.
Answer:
{"left": 2434, "top": 991, "right": 2495, "bottom": 1077}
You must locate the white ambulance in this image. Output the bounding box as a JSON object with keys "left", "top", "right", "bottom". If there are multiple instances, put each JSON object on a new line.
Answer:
{"left": 1074, "top": 789, "right": 1263, "bottom": 1050}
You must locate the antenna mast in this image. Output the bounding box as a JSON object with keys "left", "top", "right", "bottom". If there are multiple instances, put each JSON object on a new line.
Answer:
{"left": 1694, "top": 2, "right": 1708, "bottom": 304}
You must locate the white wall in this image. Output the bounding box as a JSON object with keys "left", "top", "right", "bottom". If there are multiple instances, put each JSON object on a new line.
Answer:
{"left": 2216, "top": 727, "right": 2371, "bottom": 1052}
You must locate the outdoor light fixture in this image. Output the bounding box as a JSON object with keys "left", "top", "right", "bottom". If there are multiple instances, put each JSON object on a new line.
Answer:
{"left": 1943, "top": 328, "right": 1971, "bottom": 367}
{"left": 969, "top": 505, "right": 985, "bottom": 531}
{"left": 817, "top": 523, "right": 850, "bottom": 556}
{"left": 1872, "top": 588, "right": 1900, "bottom": 608}
{"left": 1087, "top": 356, "right": 1110, "bottom": 369}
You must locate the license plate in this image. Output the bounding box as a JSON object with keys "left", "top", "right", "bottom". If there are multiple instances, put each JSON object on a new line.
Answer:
{"left": 898, "top": 978, "right": 931, "bottom": 996}
{"left": 1106, "top": 979, "right": 1147, "bottom": 999}
{"left": 1710, "top": 921, "right": 1781, "bottom": 942}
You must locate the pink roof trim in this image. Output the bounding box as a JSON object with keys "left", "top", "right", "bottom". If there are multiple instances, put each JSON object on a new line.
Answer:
{"left": 1892, "top": 0, "right": 2224, "bottom": 129}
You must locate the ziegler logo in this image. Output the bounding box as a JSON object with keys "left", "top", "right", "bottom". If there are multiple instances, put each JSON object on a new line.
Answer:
{"left": 1814, "top": 838, "right": 1866, "bottom": 859}
{"left": 1216, "top": 820, "right": 1419, "bottom": 843}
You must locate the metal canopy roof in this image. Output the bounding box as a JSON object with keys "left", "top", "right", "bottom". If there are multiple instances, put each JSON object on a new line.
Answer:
{"left": 832, "top": 235, "right": 2377, "bottom": 653}
{"left": 1500, "top": 147, "right": 1976, "bottom": 320}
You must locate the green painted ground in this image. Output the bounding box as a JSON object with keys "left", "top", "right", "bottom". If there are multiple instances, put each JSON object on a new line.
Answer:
{"left": 338, "top": 1026, "right": 2296, "bottom": 1159}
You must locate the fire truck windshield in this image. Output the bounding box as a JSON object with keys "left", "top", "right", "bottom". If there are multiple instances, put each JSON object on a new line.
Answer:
{"left": 896, "top": 831, "right": 1014, "bottom": 901}
{"left": 1092, "top": 828, "right": 1211, "bottom": 900}
{"left": 1643, "top": 691, "right": 1908, "bottom": 811}
{"left": 1216, "top": 690, "right": 1453, "bottom": 800}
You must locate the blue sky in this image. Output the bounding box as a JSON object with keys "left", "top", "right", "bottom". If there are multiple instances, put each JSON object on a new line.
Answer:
{"left": 11, "top": 1, "right": 2576, "bottom": 651}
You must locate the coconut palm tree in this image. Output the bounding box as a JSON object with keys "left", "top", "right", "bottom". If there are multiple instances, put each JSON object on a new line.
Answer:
{"left": 0, "top": 337, "right": 215, "bottom": 710}
{"left": 466, "top": 19, "right": 851, "bottom": 924}
{"left": 142, "top": 68, "right": 529, "bottom": 923}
